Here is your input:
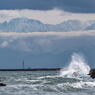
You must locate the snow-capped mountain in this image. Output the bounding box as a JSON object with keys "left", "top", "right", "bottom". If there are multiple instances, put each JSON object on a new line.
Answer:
{"left": 0, "top": 17, "right": 95, "bottom": 32}
{"left": 0, "top": 18, "right": 48, "bottom": 32}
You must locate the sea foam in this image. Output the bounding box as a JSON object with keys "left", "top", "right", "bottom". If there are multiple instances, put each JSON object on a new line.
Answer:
{"left": 60, "top": 53, "right": 90, "bottom": 77}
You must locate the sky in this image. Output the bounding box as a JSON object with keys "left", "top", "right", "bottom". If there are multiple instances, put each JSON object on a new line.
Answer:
{"left": 0, "top": 0, "right": 95, "bottom": 69}
{"left": 0, "top": 0, "right": 95, "bottom": 24}
{"left": 0, "top": 0, "right": 95, "bottom": 13}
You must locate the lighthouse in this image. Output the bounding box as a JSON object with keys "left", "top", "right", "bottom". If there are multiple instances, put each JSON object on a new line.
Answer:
{"left": 22, "top": 60, "right": 25, "bottom": 69}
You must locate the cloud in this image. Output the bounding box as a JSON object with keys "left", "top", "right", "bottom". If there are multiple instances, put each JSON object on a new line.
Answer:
{"left": 0, "top": 31, "right": 95, "bottom": 37}
{"left": 0, "top": 10, "right": 95, "bottom": 24}
{"left": 0, "top": 41, "right": 9, "bottom": 48}
{"left": 0, "top": 0, "right": 95, "bottom": 13}
{"left": 0, "top": 9, "right": 68, "bottom": 24}
{"left": 0, "top": 31, "right": 95, "bottom": 53}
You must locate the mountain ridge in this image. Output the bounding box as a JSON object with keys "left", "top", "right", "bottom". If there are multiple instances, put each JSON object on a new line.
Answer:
{"left": 0, "top": 17, "right": 95, "bottom": 32}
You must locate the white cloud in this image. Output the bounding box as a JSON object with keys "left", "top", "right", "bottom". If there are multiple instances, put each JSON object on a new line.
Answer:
{"left": 0, "top": 41, "right": 9, "bottom": 48}
{"left": 0, "top": 30, "right": 95, "bottom": 38}
{"left": 0, "top": 9, "right": 95, "bottom": 24}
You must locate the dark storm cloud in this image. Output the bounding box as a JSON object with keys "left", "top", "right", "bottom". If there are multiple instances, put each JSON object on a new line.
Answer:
{"left": 0, "top": 0, "right": 95, "bottom": 13}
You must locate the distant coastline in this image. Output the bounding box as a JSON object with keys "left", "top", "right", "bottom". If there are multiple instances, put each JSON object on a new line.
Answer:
{"left": 0, "top": 68, "right": 61, "bottom": 71}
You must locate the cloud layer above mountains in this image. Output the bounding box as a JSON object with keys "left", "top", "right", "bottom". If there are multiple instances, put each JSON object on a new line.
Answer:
{"left": 0, "top": 0, "right": 95, "bottom": 13}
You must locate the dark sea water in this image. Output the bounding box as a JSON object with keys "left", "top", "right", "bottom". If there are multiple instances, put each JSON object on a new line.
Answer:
{"left": 0, "top": 70, "right": 95, "bottom": 95}
{"left": 0, "top": 53, "right": 95, "bottom": 95}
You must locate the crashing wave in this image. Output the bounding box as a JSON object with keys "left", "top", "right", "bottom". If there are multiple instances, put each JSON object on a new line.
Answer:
{"left": 60, "top": 53, "right": 90, "bottom": 78}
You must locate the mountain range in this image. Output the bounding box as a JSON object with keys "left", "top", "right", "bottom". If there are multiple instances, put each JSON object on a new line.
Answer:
{"left": 0, "top": 18, "right": 95, "bottom": 32}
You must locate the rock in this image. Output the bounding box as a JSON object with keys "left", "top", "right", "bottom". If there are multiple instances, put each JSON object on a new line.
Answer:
{"left": 88, "top": 69, "right": 95, "bottom": 78}
{"left": 0, "top": 83, "right": 6, "bottom": 86}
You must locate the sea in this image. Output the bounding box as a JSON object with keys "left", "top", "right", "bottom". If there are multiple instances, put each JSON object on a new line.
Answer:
{"left": 0, "top": 53, "right": 95, "bottom": 95}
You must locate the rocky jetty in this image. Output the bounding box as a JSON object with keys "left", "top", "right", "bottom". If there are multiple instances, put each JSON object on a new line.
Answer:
{"left": 0, "top": 83, "right": 6, "bottom": 86}
{"left": 88, "top": 69, "right": 95, "bottom": 78}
